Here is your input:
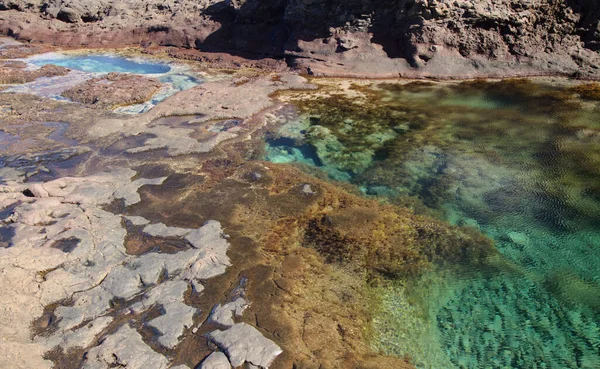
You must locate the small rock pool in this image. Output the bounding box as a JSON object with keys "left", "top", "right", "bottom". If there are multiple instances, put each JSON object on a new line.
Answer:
{"left": 29, "top": 54, "right": 172, "bottom": 75}
{"left": 10, "top": 52, "right": 202, "bottom": 113}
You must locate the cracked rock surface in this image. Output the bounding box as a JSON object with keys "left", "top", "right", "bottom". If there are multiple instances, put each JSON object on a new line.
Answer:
{"left": 0, "top": 166, "right": 280, "bottom": 369}
{"left": 83, "top": 325, "right": 170, "bottom": 369}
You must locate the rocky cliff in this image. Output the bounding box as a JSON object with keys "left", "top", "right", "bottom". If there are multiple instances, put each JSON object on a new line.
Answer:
{"left": 2, "top": 0, "right": 600, "bottom": 78}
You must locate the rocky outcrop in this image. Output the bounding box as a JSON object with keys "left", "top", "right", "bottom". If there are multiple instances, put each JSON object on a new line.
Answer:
{"left": 0, "top": 60, "right": 69, "bottom": 83}
{"left": 61, "top": 72, "right": 162, "bottom": 108}
{"left": 1, "top": 0, "right": 600, "bottom": 78}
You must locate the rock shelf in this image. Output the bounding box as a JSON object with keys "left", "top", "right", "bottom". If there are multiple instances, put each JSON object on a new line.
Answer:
{"left": 0, "top": 167, "right": 281, "bottom": 368}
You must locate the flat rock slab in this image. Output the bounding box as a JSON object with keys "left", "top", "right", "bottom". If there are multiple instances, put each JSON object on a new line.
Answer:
{"left": 0, "top": 169, "right": 232, "bottom": 368}
{"left": 148, "top": 300, "right": 197, "bottom": 349}
{"left": 208, "top": 323, "right": 282, "bottom": 368}
{"left": 199, "top": 352, "right": 231, "bottom": 369}
{"left": 143, "top": 222, "right": 193, "bottom": 238}
{"left": 82, "top": 325, "right": 169, "bottom": 369}
{"left": 208, "top": 297, "right": 247, "bottom": 327}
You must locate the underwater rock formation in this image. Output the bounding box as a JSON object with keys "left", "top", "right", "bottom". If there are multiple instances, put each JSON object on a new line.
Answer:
{"left": 268, "top": 78, "right": 600, "bottom": 369}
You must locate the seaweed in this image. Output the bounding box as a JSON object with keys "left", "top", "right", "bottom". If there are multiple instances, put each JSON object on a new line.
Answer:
{"left": 303, "top": 204, "right": 495, "bottom": 283}
{"left": 569, "top": 83, "right": 600, "bottom": 100}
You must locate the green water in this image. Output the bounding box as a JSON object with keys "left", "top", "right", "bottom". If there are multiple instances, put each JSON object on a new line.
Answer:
{"left": 265, "top": 79, "right": 600, "bottom": 368}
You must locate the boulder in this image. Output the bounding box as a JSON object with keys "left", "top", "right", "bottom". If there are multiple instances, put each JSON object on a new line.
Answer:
{"left": 57, "top": 7, "right": 81, "bottom": 23}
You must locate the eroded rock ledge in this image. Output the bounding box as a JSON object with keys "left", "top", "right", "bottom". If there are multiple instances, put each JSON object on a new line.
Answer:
{"left": 61, "top": 72, "right": 163, "bottom": 109}
{"left": 2, "top": 0, "right": 600, "bottom": 78}
{"left": 0, "top": 167, "right": 281, "bottom": 369}
{"left": 0, "top": 60, "right": 69, "bottom": 84}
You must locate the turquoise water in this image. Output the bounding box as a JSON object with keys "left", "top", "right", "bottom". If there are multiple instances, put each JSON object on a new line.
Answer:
{"left": 265, "top": 80, "right": 600, "bottom": 368}
{"left": 29, "top": 54, "right": 171, "bottom": 74}
{"left": 20, "top": 53, "right": 202, "bottom": 113}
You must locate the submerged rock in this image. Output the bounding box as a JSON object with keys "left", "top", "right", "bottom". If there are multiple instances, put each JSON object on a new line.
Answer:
{"left": 301, "top": 184, "right": 316, "bottom": 196}
{"left": 507, "top": 231, "right": 530, "bottom": 248}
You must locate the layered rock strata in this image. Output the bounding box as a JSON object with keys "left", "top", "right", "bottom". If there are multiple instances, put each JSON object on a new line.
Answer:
{"left": 2, "top": 0, "right": 600, "bottom": 78}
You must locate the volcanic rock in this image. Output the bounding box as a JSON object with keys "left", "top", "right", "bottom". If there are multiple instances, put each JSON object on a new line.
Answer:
{"left": 2, "top": 1, "right": 600, "bottom": 78}
{"left": 61, "top": 72, "right": 162, "bottom": 108}
{"left": 0, "top": 61, "right": 69, "bottom": 84}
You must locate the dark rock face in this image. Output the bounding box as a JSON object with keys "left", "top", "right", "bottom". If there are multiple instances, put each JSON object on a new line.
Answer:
{"left": 1, "top": 0, "right": 600, "bottom": 78}
{"left": 211, "top": 0, "right": 600, "bottom": 77}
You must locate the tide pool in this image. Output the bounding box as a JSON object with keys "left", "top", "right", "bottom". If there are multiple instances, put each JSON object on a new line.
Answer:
{"left": 10, "top": 53, "right": 201, "bottom": 113}
{"left": 29, "top": 54, "right": 171, "bottom": 74}
{"left": 266, "top": 79, "right": 600, "bottom": 368}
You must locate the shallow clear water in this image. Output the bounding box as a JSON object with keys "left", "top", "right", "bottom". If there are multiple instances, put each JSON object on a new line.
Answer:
{"left": 13, "top": 53, "right": 201, "bottom": 113}
{"left": 115, "top": 73, "right": 203, "bottom": 114}
{"left": 29, "top": 54, "right": 171, "bottom": 74}
{"left": 266, "top": 80, "right": 600, "bottom": 368}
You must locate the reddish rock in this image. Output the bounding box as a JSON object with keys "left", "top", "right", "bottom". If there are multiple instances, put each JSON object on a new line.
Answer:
{"left": 0, "top": 43, "right": 49, "bottom": 59}
{"left": 61, "top": 72, "right": 162, "bottom": 108}
{"left": 1, "top": 0, "right": 600, "bottom": 78}
{"left": 0, "top": 61, "right": 69, "bottom": 84}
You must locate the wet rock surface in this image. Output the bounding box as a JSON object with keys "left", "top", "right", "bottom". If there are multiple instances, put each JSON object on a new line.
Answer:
{"left": 2, "top": 43, "right": 561, "bottom": 369}
{"left": 0, "top": 64, "right": 334, "bottom": 369}
{"left": 0, "top": 61, "right": 69, "bottom": 84}
{"left": 61, "top": 72, "right": 163, "bottom": 108}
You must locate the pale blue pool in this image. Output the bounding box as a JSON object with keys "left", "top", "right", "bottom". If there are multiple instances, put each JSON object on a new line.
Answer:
{"left": 19, "top": 53, "right": 202, "bottom": 113}
{"left": 29, "top": 54, "right": 171, "bottom": 74}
